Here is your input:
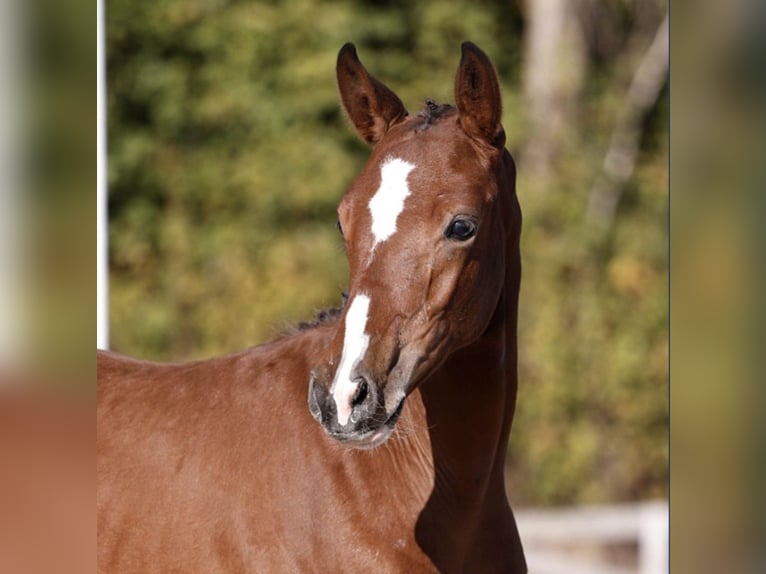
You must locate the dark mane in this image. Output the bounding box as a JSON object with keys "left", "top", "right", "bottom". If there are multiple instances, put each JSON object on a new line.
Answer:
{"left": 413, "top": 99, "right": 456, "bottom": 131}
{"left": 291, "top": 292, "right": 348, "bottom": 332}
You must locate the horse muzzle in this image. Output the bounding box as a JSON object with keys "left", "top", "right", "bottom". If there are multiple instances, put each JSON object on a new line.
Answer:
{"left": 308, "top": 372, "right": 405, "bottom": 449}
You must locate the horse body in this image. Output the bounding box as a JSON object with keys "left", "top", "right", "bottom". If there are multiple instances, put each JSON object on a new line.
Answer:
{"left": 99, "top": 42, "right": 525, "bottom": 573}
{"left": 98, "top": 307, "right": 522, "bottom": 571}
{"left": 98, "top": 326, "right": 432, "bottom": 572}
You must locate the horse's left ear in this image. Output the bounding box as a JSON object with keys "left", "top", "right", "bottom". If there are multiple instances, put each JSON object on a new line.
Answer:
{"left": 454, "top": 42, "right": 505, "bottom": 149}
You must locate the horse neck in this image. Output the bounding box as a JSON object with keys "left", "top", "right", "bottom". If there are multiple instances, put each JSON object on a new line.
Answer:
{"left": 415, "top": 149, "right": 521, "bottom": 502}
{"left": 416, "top": 289, "right": 516, "bottom": 483}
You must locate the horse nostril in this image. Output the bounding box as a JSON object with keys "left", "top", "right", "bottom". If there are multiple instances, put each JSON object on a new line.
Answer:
{"left": 351, "top": 378, "right": 368, "bottom": 408}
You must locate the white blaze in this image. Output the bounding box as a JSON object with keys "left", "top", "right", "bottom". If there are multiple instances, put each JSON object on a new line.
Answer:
{"left": 331, "top": 294, "right": 371, "bottom": 425}
{"left": 368, "top": 157, "right": 415, "bottom": 250}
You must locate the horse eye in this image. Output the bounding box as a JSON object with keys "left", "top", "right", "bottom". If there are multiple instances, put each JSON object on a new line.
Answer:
{"left": 336, "top": 219, "right": 344, "bottom": 237}
{"left": 445, "top": 218, "right": 477, "bottom": 241}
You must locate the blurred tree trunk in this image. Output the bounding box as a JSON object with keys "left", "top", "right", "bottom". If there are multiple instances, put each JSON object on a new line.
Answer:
{"left": 522, "top": 0, "right": 587, "bottom": 179}
{"left": 586, "top": 12, "right": 668, "bottom": 227}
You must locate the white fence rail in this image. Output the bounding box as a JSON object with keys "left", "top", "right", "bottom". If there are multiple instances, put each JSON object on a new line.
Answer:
{"left": 515, "top": 500, "right": 668, "bottom": 574}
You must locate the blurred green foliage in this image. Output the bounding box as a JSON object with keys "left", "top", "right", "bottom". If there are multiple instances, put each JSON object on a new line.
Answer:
{"left": 107, "top": 0, "right": 666, "bottom": 506}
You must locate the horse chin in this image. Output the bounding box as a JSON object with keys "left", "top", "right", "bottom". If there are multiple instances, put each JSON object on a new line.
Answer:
{"left": 345, "top": 424, "right": 395, "bottom": 451}
{"left": 339, "top": 398, "right": 405, "bottom": 450}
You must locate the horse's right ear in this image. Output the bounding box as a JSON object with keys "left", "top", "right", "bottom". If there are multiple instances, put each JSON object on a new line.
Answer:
{"left": 336, "top": 43, "right": 408, "bottom": 145}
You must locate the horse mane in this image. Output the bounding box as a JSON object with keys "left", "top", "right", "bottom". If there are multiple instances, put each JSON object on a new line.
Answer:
{"left": 413, "top": 100, "right": 456, "bottom": 131}
{"left": 280, "top": 292, "right": 348, "bottom": 336}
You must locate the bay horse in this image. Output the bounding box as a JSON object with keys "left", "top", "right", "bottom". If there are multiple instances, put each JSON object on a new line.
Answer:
{"left": 98, "top": 42, "right": 525, "bottom": 573}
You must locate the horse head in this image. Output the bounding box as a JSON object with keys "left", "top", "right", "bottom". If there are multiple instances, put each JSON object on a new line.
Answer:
{"left": 309, "top": 42, "right": 518, "bottom": 449}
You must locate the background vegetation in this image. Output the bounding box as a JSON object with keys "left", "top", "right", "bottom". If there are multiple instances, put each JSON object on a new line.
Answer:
{"left": 107, "top": 0, "right": 667, "bottom": 507}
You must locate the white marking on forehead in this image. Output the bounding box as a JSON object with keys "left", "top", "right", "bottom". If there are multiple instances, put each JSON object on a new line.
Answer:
{"left": 331, "top": 294, "right": 371, "bottom": 426}
{"left": 368, "top": 157, "right": 416, "bottom": 251}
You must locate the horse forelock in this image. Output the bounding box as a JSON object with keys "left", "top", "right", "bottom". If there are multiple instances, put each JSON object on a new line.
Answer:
{"left": 412, "top": 100, "right": 456, "bottom": 131}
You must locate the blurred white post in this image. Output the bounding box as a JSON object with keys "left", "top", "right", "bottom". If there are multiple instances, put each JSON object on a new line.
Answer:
{"left": 516, "top": 500, "right": 668, "bottom": 574}
{"left": 639, "top": 501, "right": 669, "bottom": 574}
{"left": 97, "top": 0, "right": 109, "bottom": 349}
{"left": 0, "top": 0, "right": 23, "bottom": 363}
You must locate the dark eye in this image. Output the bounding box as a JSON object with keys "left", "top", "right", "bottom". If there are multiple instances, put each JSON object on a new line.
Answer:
{"left": 445, "top": 217, "right": 477, "bottom": 241}
{"left": 336, "top": 219, "right": 344, "bottom": 237}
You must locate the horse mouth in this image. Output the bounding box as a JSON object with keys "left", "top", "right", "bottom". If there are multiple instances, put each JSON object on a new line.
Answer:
{"left": 333, "top": 398, "right": 405, "bottom": 450}
{"left": 382, "top": 398, "right": 405, "bottom": 428}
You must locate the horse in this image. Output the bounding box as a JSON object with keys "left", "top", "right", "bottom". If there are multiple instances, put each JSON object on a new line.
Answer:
{"left": 98, "top": 42, "right": 525, "bottom": 573}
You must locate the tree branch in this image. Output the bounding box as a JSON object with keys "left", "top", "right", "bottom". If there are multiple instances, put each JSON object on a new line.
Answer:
{"left": 586, "top": 13, "right": 668, "bottom": 227}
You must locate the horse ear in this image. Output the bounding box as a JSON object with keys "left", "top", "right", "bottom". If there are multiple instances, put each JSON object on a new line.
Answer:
{"left": 336, "top": 43, "right": 408, "bottom": 145}
{"left": 454, "top": 42, "right": 505, "bottom": 149}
